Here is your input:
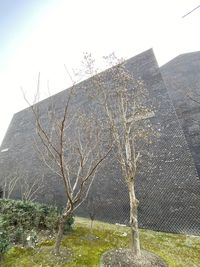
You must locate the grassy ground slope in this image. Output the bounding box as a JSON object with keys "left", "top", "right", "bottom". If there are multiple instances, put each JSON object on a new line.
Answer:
{"left": 2, "top": 217, "right": 200, "bottom": 267}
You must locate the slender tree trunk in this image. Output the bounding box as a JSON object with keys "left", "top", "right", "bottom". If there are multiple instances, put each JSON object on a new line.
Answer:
{"left": 54, "top": 216, "right": 65, "bottom": 255}
{"left": 128, "top": 181, "right": 141, "bottom": 258}
{"left": 54, "top": 209, "right": 72, "bottom": 255}
{"left": 90, "top": 219, "right": 94, "bottom": 234}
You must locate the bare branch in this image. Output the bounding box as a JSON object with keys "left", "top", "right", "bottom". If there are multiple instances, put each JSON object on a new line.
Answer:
{"left": 182, "top": 5, "right": 200, "bottom": 18}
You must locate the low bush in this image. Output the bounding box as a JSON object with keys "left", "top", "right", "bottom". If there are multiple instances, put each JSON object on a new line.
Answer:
{"left": 0, "top": 230, "right": 10, "bottom": 256}
{"left": 0, "top": 199, "right": 74, "bottom": 257}
{"left": 0, "top": 199, "right": 58, "bottom": 231}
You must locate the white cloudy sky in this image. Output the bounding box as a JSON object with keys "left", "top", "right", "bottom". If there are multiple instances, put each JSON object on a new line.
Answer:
{"left": 0, "top": 0, "right": 200, "bottom": 145}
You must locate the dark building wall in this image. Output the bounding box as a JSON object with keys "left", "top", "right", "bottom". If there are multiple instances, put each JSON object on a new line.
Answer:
{"left": 161, "top": 51, "right": 200, "bottom": 176}
{"left": 1, "top": 49, "right": 200, "bottom": 235}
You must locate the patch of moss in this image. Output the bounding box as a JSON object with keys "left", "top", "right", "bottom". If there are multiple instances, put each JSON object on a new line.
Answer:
{"left": 61, "top": 225, "right": 129, "bottom": 267}
{"left": 31, "top": 246, "right": 73, "bottom": 266}
{"left": 140, "top": 229, "right": 200, "bottom": 267}
{"left": 2, "top": 247, "right": 35, "bottom": 267}
{"left": 1, "top": 218, "right": 200, "bottom": 267}
{"left": 38, "top": 239, "right": 55, "bottom": 247}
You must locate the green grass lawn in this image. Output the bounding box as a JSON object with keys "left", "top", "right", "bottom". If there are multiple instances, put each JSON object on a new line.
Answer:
{"left": 1, "top": 217, "right": 200, "bottom": 267}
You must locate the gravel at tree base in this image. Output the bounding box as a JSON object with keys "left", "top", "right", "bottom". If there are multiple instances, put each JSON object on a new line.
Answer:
{"left": 100, "top": 248, "right": 168, "bottom": 267}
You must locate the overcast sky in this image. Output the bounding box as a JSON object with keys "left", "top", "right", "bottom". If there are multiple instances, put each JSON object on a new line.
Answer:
{"left": 0, "top": 0, "right": 200, "bottom": 145}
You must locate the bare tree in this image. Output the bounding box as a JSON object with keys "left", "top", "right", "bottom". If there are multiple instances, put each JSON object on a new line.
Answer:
{"left": 24, "top": 76, "right": 112, "bottom": 254}
{"left": 0, "top": 170, "right": 45, "bottom": 202}
{"left": 85, "top": 194, "right": 101, "bottom": 234}
{"left": 20, "top": 173, "right": 45, "bottom": 202}
{"left": 0, "top": 173, "right": 20, "bottom": 199}
{"left": 82, "top": 53, "right": 156, "bottom": 258}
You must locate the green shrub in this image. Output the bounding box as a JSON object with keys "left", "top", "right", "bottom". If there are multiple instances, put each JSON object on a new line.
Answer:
{"left": 0, "top": 199, "right": 74, "bottom": 232}
{"left": 12, "top": 227, "right": 26, "bottom": 244}
{"left": 0, "top": 230, "right": 10, "bottom": 256}
{"left": 0, "top": 199, "right": 74, "bottom": 254}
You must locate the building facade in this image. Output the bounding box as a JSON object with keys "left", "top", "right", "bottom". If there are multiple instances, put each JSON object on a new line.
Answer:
{"left": 1, "top": 49, "right": 200, "bottom": 235}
